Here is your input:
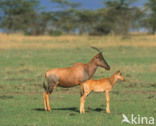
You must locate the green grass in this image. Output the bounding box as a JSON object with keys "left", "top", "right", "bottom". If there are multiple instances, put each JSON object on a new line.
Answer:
{"left": 0, "top": 35, "right": 156, "bottom": 126}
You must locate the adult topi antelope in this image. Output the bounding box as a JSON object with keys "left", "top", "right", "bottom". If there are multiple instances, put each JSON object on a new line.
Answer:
{"left": 43, "top": 47, "right": 110, "bottom": 111}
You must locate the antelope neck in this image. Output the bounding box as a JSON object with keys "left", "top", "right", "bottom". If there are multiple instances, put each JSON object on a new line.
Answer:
{"left": 109, "top": 74, "right": 118, "bottom": 86}
{"left": 87, "top": 58, "right": 97, "bottom": 78}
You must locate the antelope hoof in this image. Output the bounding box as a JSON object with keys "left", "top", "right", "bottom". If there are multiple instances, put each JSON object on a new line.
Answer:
{"left": 80, "top": 111, "right": 85, "bottom": 114}
{"left": 48, "top": 108, "right": 52, "bottom": 112}
{"left": 106, "top": 110, "right": 110, "bottom": 114}
{"left": 80, "top": 110, "right": 85, "bottom": 114}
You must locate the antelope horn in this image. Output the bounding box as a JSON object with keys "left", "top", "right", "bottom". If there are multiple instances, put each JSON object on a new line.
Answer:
{"left": 91, "top": 46, "right": 102, "bottom": 53}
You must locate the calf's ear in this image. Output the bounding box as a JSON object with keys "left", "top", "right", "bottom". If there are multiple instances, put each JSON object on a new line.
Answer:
{"left": 115, "top": 70, "right": 121, "bottom": 74}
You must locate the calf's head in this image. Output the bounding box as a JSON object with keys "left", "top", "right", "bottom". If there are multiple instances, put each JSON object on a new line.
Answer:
{"left": 115, "top": 70, "right": 125, "bottom": 81}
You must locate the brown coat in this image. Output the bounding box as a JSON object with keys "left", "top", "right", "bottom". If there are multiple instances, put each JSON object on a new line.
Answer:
{"left": 43, "top": 51, "right": 110, "bottom": 111}
{"left": 80, "top": 70, "right": 125, "bottom": 114}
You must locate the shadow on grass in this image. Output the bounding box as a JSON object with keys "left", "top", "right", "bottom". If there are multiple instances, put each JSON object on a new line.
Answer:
{"left": 33, "top": 108, "right": 45, "bottom": 111}
{"left": 33, "top": 107, "right": 79, "bottom": 113}
{"left": 33, "top": 105, "right": 107, "bottom": 113}
{"left": 87, "top": 107, "right": 105, "bottom": 112}
{"left": 0, "top": 95, "right": 13, "bottom": 99}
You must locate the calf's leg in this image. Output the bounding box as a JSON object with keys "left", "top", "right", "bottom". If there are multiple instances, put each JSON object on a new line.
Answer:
{"left": 80, "top": 94, "right": 86, "bottom": 114}
{"left": 80, "top": 91, "right": 90, "bottom": 114}
{"left": 105, "top": 90, "right": 110, "bottom": 113}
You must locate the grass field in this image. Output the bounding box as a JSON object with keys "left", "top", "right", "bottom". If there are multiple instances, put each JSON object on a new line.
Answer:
{"left": 0, "top": 33, "right": 156, "bottom": 126}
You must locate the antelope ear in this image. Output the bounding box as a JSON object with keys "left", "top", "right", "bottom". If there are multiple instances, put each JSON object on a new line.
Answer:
{"left": 116, "top": 70, "right": 120, "bottom": 74}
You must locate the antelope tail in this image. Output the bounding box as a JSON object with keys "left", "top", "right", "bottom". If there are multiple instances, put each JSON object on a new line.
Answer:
{"left": 43, "top": 78, "right": 48, "bottom": 93}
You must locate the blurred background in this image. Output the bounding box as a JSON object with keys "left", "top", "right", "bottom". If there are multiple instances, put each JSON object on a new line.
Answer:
{"left": 0, "top": 0, "right": 155, "bottom": 36}
{"left": 0, "top": 1, "right": 156, "bottom": 126}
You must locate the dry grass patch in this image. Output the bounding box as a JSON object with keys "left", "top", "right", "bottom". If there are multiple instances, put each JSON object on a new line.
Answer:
{"left": 0, "top": 33, "right": 156, "bottom": 49}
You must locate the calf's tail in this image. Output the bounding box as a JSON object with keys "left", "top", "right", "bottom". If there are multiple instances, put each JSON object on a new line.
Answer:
{"left": 80, "top": 84, "right": 84, "bottom": 96}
